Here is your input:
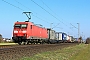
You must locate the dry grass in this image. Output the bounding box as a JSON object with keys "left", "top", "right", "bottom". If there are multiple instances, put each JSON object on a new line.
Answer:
{"left": 0, "top": 43, "right": 17, "bottom": 45}
{"left": 70, "top": 44, "right": 90, "bottom": 60}
{"left": 21, "top": 44, "right": 90, "bottom": 60}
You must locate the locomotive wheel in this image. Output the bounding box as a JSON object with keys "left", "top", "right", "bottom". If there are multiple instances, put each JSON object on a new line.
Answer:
{"left": 23, "top": 42, "right": 26, "bottom": 45}
{"left": 27, "top": 41, "right": 29, "bottom": 45}
{"left": 18, "top": 42, "right": 22, "bottom": 45}
{"left": 42, "top": 40, "right": 45, "bottom": 44}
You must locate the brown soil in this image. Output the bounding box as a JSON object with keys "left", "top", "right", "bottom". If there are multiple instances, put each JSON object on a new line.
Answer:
{"left": 0, "top": 43, "right": 79, "bottom": 60}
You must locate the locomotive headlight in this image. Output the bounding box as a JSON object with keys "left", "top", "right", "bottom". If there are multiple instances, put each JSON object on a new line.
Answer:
{"left": 22, "top": 31, "right": 26, "bottom": 33}
{"left": 14, "top": 31, "right": 18, "bottom": 33}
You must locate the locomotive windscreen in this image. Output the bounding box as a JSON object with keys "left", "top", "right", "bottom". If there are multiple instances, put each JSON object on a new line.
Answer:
{"left": 14, "top": 24, "right": 27, "bottom": 28}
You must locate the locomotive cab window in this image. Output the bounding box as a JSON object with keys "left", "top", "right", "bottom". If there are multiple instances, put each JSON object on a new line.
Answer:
{"left": 21, "top": 24, "right": 27, "bottom": 28}
{"left": 14, "top": 24, "right": 21, "bottom": 28}
{"left": 14, "top": 24, "right": 27, "bottom": 28}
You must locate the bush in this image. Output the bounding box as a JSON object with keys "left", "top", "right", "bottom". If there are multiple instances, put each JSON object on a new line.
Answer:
{"left": 0, "top": 34, "right": 3, "bottom": 43}
{"left": 85, "top": 37, "right": 90, "bottom": 44}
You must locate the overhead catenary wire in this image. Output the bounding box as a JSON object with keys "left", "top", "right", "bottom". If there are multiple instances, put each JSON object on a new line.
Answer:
{"left": 2, "top": 0, "right": 77, "bottom": 37}
{"left": 15, "top": 0, "right": 50, "bottom": 24}
{"left": 31, "top": 0, "right": 72, "bottom": 28}
{"left": 15, "top": 0, "right": 68, "bottom": 30}
{"left": 41, "top": 0, "right": 77, "bottom": 33}
{"left": 32, "top": 0, "right": 81, "bottom": 37}
{"left": 52, "top": 23, "right": 60, "bottom": 29}
{"left": 41, "top": 0, "right": 64, "bottom": 28}
{"left": 31, "top": 0, "right": 64, "bottom": 23}
{"left": 15, "top": 0, "right": 31, "bottom": 11}
{"left": 2, "top": 0, "right": 50, "bottom": 24}
{"left": 40, "top": 0, "right": 54, "bottom": 14}
{"left": 32, "top": 13, "right": 50, "bottom": 23}
{"left": 40, "top": 0, "right": 64, "bottom": 21}
{"left": 70, "top": 23, "right": 78, "bottom": 29}
{"left": 40, "top": 0, "right": 68, "bottom": 28}
{"left": 39, "top": 0, "right": 69, "bottom": 26}
{"left": 2, "top": 0, "right": 72, "bottom": 29}
{"left": 31, "top": 0, "right": 75, "bottom": 33}
{"left": 2, "top": 0, "right": 25, "bottom": 11}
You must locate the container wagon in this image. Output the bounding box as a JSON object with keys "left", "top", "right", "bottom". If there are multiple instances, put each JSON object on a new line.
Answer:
{"left": 69, "top": 36, "right": 74, "bottom": 43}
{"left": 56, "top": 32, "right": 63, "bottom": 43}
{"left": 67, "top": 35, "right": 71, "bottom": 43}
{"left": 56, "top": 32, "right": 67, "bottom": 43}
{"left": 47, "top": 28, "right": 57, "bottom": 44}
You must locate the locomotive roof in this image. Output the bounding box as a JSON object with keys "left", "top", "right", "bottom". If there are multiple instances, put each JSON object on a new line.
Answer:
{"left": 14, "top": 21, "right": 34, "bottom": 25}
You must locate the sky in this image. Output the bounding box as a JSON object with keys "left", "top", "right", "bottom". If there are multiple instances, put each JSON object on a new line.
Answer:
{"left": 0, "top": 0, "right": 90, "bottom": 39}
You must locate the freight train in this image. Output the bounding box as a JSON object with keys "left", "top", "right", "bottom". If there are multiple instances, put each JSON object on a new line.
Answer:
{"left": 12, "top": 21, "right": 78, "bottom": 45}
{"left": 12, "top": 12, "right": 78, "bottom": 45}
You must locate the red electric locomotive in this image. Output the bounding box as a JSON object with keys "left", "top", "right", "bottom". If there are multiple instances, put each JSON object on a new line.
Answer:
{"left": 12, "top": 12, "right": 48, "bottom": 45}
{"left": 12, "top": 21, "right": 48, "bottom": 45}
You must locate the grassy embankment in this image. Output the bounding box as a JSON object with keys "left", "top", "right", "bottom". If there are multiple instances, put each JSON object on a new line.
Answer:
{"left": 0, "top": 43, "right": 17, "bottom": 45}
{"left": 20, "top": 44, "right": 90, "bottom": 60}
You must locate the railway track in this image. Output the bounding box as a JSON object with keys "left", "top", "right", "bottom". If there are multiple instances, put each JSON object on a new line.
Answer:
{"left": 0, "top": 43, "right": 79, "bottom": 60}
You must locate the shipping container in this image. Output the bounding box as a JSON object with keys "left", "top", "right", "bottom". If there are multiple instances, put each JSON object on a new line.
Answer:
{"left": 69, "top": 36, "right": 74, "bottom": 42}
{"left": 56, "top": 32, "right": 63, "bottom": 43}
{"left": 56, "top": 32, "right": 67, "bottom": 43}
{"left": 67, "top": 35, "right": 71, "bottom": 42}
{"left": 67, "top": 35, "right": 70, "bottom": 40}
{"left": 47, "top": 28, "right": 56, "bottom": 40}
{"left": 47, "top": 28, "right": 57, "bottom": 43}
{"left": 57, "top": 32, "right": 67, "bottom": 40}
{"left": 55, "top": 32, "right": 59, "bottom": 40}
